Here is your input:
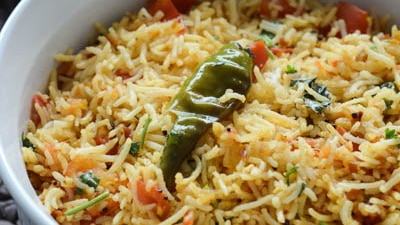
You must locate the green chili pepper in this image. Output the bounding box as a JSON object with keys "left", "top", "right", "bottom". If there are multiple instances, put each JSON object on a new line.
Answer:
{"left": 160, "top": 43, "right": 253, "bottom": 189}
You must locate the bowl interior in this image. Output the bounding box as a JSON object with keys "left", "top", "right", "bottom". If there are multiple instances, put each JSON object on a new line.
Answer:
{"left": 0, "top": 0, "right": 145, "bottom": 224}
{"left": 0, "top": 0, "right": 398, "bottom": 224}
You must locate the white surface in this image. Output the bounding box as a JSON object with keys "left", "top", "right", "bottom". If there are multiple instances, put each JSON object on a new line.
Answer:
{"left": 0, "top": 0, "right": 398, "bottom": 224}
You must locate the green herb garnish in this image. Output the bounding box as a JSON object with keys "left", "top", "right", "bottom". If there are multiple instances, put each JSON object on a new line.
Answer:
{"left": 319, "top": 222, "right": 329, "bottom": 225}
{"left": 129, "top": 117, "right": 152, "bottom": 156}
{"left": 286, "top": 65, "right": 297, "bottom": 74}
{"left": 290, "top": 78, "right": 332, "bottom": 114}
{"left": 384, "top": 98, "right": 394, "bottom": 110}
{"left": 79, "top": 170, "right": 100, "bottom": 189}
{"left": 22, "top": 133, "right": 35, "bottom": 150}
{"left": 140, "top": 117, "right": 152, "bottom": 150}
{"left": 285, "top": 166, "right": 299, "bottom": 186}
{"left": 379, "top": 81, "right": 399, "bottom": 92}
{"left": 385, "top": 128, "right": 400, "bottom": 147}
{"left": 64, "top": 192, "right": 110, "bottom": 216}
{"left": 385, "top": 128, "right": 398, "bottom": 140}
{"left": 260, "top": 30, "right": 275, "bottom": 47}
{"left": 298, "top": 183, "right": 306, "bottom": 196}
{"left": 129, "top": 142, "right": 140, "bottom": 156}
{"left": 74, "top": 188, "right": 84, "bottom": 195}
{"left": 265, "top": 46, "right": 276, "bottom": 60}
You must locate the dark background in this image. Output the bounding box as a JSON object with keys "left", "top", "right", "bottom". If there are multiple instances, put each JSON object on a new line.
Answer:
{"left": 0, "top": 1, "right": 22, "bottom": 225}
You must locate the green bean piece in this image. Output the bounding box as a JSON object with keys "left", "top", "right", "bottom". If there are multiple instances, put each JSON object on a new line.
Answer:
{"left": 160, "top": 43, "right": 253, "bottom": 190}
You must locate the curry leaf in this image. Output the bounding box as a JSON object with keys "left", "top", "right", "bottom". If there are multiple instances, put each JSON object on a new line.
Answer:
{"left": 140, "top": 117, "right": 152, "bottom": 150}
{"left": 384, "top": 98, "right": 394, "bottom": 110}
{"left": 290, "top": 78, "right": 332, "bottom": 114}
{"left": 289, "top": 78, "right": 315, "bottom": 87}
{"left": 21, "top": 133, "right": 35, "bottom": 150}
{"left": 380, "top": 81, "right": 399, "bottom": 93}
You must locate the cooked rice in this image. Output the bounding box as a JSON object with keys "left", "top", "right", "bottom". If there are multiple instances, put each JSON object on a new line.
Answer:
{"left": 22, "top": 0, "right": 400, "bottom": 224}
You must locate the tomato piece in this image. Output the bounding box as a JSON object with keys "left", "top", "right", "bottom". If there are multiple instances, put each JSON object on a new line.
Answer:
{"left": 171, "top": 0, "right": 196, "bottom": 13}
{"left": 183, "top": 210, "right": 194, "bottom": 225}
{"left": 30, "top": 94, "right": 48, "bottom": 127}
{"left": 260, "top": 0, "right": 301, "bottom": 19}
{"left": 336, "top": 1, "right": 368, "bottom": 34}
{"left": 114, "top": 69, "right": 132, "bottom": 80}
{"left": 136, "top": 179, "right": 170, "bottom": 220}
{"left": 65, "top": 155, "right": 97, "bottom": 176}
{"left": 248, "top": 41, "right": 269, "bottom": 69}
{"left": 147, "top": 0, "right": 180, "bottom": 21}
{"left": 270, "top": 47, "right": 293, "bottom": 55}
{"left": 336, "top": 125, "right": 346, "bottom": 136}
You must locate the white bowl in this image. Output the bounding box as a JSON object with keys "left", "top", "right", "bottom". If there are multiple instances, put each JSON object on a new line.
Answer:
{"left": 0, "top": 0, "right": 397, "bottom": 224}
{"left": 0, "top": 0, "right": 145, "bottom": 224}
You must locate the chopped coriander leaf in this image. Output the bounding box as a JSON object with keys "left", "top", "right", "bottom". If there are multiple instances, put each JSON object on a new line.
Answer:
{"left": 140, "top": 117, "right": 152, "bottom": 150}
{"left": 298, "top": 183, "right": 306, "bottom": 196}
{"left": 21, "top": 133, "right": 35, "bottom": 150}
{"left": 212, "top": 199, "right": 219, "bottom": 208}
{"left": 79, "top": 170, "right": 100, "bottom": 189}
{"left": 385, "top": 128, "right": 398, "bottom": 140}
{"left": 370, "top": 45, "right": 377, "bottom": 50}
{"left": 384, "top": 98, "right": 394, "bottom": 110}
{"left": 261, "top": 29, "right": 275, "bottom": 40}
{"left": 379, "top": 81, "right": 399, "bottom": 93}
{"left": 74, "top": 187, "right": 84, "bottom": 195}
{"left": 319, "top": 222, "right": 329, "bottom": 225}
{"left": 286, "top": 64, "right": 297, "bottom": 74}
{"left": 65, "top": 192, "right": 110, "bottom": 216}
{"left": 260, "top": 30, "right": 275, "bottom": 47}
{"left": 129, "top": 142, "right": 140, "bottom": 156}
{"left": 285, "top": 166, "right": 299, "bottom": 186}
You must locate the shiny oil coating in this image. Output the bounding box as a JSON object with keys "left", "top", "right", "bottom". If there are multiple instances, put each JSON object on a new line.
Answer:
{"left": 160, "top": 43, "right": 253, "bottom": 189}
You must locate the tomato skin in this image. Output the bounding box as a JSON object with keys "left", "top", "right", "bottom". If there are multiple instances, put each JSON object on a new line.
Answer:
{"left": 136, "top": 179, "right": 170, "bottom": 220}
{"left": 270, "top": 47, "right": 293, "bottom": 56}
{"left": 171, "top": 0, "right": 196, "bottom": 13}
{"left": 65, "top": 155, "right": 97, "bottom": 176}
{"left": 260, "top": 0, "right": 300, "bottom": 19}
{"left": 248, "top": 41, "right": 268, "bottom": 70}
{"left": 336, "top": 1, "right": 368, "bottom": 34}
{"left": 147, "top": 0, "right": 180, "bottom": 21}
{"left": 183, "top": 210, "right": 194, "bottom": 225}
{"left": 30, "top": 94, "right": 48, "bottom": 127}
